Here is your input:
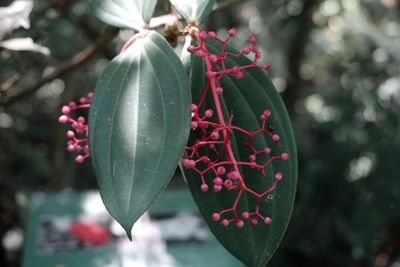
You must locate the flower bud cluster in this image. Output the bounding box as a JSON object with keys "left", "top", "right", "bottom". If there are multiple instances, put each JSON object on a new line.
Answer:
{"left": 58, "top": 92, "right": 92, "bottom": 164}
{"left": 183, "top": 29, "right": 288, "bottom": 228}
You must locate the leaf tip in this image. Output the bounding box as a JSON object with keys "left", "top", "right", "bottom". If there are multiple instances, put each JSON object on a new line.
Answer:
{"left": 124, "top": 226, "right": 133, "bottom": 241}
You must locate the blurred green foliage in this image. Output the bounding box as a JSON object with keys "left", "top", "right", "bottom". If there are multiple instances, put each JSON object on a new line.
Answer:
{"left": 1, "top": 0, "right": 400, "bottom": 266}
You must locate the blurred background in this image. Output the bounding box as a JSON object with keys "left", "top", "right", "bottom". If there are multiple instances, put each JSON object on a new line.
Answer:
{"left": 1, "top": 0, "right": 400, "bottom": 266}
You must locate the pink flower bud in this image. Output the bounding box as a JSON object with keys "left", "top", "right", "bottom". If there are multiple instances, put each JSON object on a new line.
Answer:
{"left": 264, "top": 109, "right": 271, "bottom": 116}
{"left": 190, "top": 121, "right": 198, "bottom": 130}
{"left": 216, "top": 166, "right": 226, "bottom": 175}
{"left": 67, "top": 144, "right": 75, "bottom": 152}
{"left": 68, "top": 101, "right": 76, "bottom": 108}
{"left": 236, "top": 220, "right": 244, "bottom": 228}
{"left": 87, "top": 92, "right": 94, "bottom": 99}
{"left": 231, "top": 66, "right": 240, "bottom": 74}
{"left": 78, "top": 116, "right": 85, "bottom": 123}
{"left": 212, "top": 213, "right": 220, "bottom": 221}
{"left": 224, "top": 179, "right": 233, "bottom": 188}
{"left": 260, "top": 114, "right": 267, "bottom": 121}
{"left": 213, "top": 177, "right": 223, "bottom": 185}
{"left": 264, "top": 217, "right": 272, "bottom": 225}
{"left": 67, "top": 130, "right": 75, "bottom": 138}
{"left": 248, "top": 154, "right": 256, "bottom": 162}
{"left": 75, "top": 155, "right": 84, "bottom": 164}
{"left": 80, "top": 97, "right": 87, "bottom": 104}
{"left": 275, "top": 172, "right": 283, "bottom": 180}
{"left": 199, "top": 31, "right": 207, "bottom": 39}
{"left": 241, "top": 47, "right": 251, "bottom": 55}
{"left": 187, "top": 45, "right": 196, "bottom": 53}
{"left": 213, "top": 185, "right": 222, "bottom": 192}
{"left": 263, "top": 147, "right": 271, "bottom": 154}
{"left": 210, "top": 131, "right": 219, "bottom": 140}
{"left": 235, "top": 72, "right": 244, "bottom": 80}
{"left": 191, "top": 104, "right": 198, "bottom": 112}
{"left": 228, "top": 28, "right": 236, "bottom": 36}
{"left": 221, "top": 219, "right": 229, "bottom": 227}
{"left": 195, "top": 50, "right": 205, "bottom": 58}
{"left": 58, "top": 115, "right": 69, "bottom": 124}
{"left": 216, "top": 87, "right": 223, "bottom": 95}
{"left": 249, "top": 36, "right": 256, "bottom": 43}
{"left": 201, "top": 184, "right": 209, "bottom": 192}
{"left": 241, "top": 212, "right": 249, "bottom": 219}
{"left": 201, "top": 156, "right": 210, "bottom": 163}
{"left": 250, "top": 218, "right": 258, "bottom": 225}
{"left": 206, "top": 71, "right": 215, "bottom": 78}
{"left": 272, "top": 134, "right": 280, "bottom": 142}
{"left": 62, "top": 106, "right": 70, "bottom": 115}
{"left": 281, "top": 153, "right": 289, "bottom": 160}
{"left": 209, "top": 54, "right": 218, "bottom": 64}
{"left": 207, "top": 31, "right": 216, "bottom": 39}
{"left": 204, "top": 109, "right": 213, "bottom": 118}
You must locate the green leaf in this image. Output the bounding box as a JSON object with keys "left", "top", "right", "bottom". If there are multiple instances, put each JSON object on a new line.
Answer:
{"left": 89, "top": 0, "right": 157, "bottom": 30}
{"left": 181, "top": 41, "right": 297, "bottom": 266}
{"left": 89, "top": 31, "right": 191, "bottom": 239}
{"left": 170, "top": 0, "right": 216, "bottom": 24}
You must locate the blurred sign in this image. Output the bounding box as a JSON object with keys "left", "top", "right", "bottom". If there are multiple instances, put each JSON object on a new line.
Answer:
{"left": 22, "top": 189, "right": 243, "bottom": 267}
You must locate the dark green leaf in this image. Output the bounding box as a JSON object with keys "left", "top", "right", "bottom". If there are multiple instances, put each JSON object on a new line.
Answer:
{"left": 89, "top": 0, "right": 157, "bottom": 30}
{"left": 89, "top": 31, "right": 191, "bottom": 238}
{"left": 170, "top": 0, "right": 216, "bottom": 24}
{"left": 181, "top": 41, "right": 297, "bottom": 266}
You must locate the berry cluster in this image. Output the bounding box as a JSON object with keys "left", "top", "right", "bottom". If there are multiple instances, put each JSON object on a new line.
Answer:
{"left": 183, "top": 29, "right": 289, "bottom": 228}
{"left": 58, "top": 92, "right": 92, "bottom": 164}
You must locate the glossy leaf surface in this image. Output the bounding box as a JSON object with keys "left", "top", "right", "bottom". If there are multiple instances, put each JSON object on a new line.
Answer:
{"left": 89, "top": 31, "right": 191, "bottom": 238}
{"left": 170, "top": 0, "right": 216, "bottom": 24}
{"left": 181, "top": 41, "right": 297, "bottom": 266}
{"left": 90, "top": 0, "right": 157, "bottom": 30}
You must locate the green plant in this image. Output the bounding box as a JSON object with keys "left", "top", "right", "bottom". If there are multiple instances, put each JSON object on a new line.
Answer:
{"left": 58, "top": 0, "right": 297, "bottom": 265}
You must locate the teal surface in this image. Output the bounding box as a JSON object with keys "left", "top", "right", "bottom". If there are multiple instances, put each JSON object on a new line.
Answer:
{"left": 22, "top": 188, "right": 243, "bottom": 267}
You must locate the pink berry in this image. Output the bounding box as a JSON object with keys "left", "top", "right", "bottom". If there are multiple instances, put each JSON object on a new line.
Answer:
{"left": 228, "top": 28, "right": 236, "bottom": 36}
{"left": 249, "top": 36, "right": 256, "bottom": 43}
{"left": 207, "top": 31, "right": 216, "bottom": 39}
{"left": 272, "top": 134, "right": 280, "bottom": 142}
{"left": 229, "top": 171, "right": 240, "bottom": 180}
{"left": 190, "top": 121, "right": 198, "bottom": 130}
{"left": 61, "top": 105, "right": 70, "bottom": 115}
{"left": 263, "top": 147, "right": 271, "bottom": 154}
{"left": 87, "top": 92, "right": 94, "bottom": 98}
{"left": 221, "top": 219, "right": 229, "bottom": 227}
{"left": 58, "top": 115, "right": 69, "bottom": 124}
{"left": 214, "top": 185, "right": 222, "bottom": 192}
{"left": 68, "top": 101, "right": 76, "bottom": 108}
{"left": 241, "top": 212, "right": 249, "bottom": 219}
{"left": 216, "top": 87, "right": 223, "bottom": 95}
{"left": 212, "top": 213, "right": 220, "bottom": 221}
{"left": 250, "top": 218, "right": 258, "bottom": 225}
{"left": 204, "top": 109, "right": 213, "bottom": 118}
{"left": 209, "top": 144, "right": 215, "bottom": 149}
{"left": 217, "top": 166, "right": 226, "bottom": 175}
{"left": 275, "top": 172, "right": 283, "bottom": 180}
{"left": 75, "top": 155, "right": 84, "bottom": 164}
{"left": 79, "top": 97, "right": 87, "bottom": 104}
{"left": 191, "top": 104, "right": 198, "bottom": 112}
{"left": 264, "top": 217, "right": 272, "bottom": 225}
{"left": 78, "top": 116, "right": 85, "bottom": 123}
{"left": 235, "top": 72, "right": 244, "bottom": 80}
{"left": 213, "top": 177, "right": 223, "bottom": 185}
{"left": 187, "top": 45, "right": 196, "bottom": 53}
{"left": 210, "top": 131, "right": 219, "bottom": 140}
{"left": 281, "top": 153, "right": 289, "bottom": 160}
{"left": 236, "top": 220, "right": 244, "bottom": 228}
{"left": 260, "top": 114, "right": 267, "bottom": 121}
{"left": 201, "top": 184, "right": 209, "bottom": 192}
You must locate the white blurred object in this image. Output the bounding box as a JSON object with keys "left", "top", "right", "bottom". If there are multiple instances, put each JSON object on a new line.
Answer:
{"left": 0, "top": 37, "right": 50, "bottom": 55}
{"left": 0, "top": 0, "right": 34, "bottom": 39}
{"left": 2, "top": 228, "right": 23, "bottom": 252}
